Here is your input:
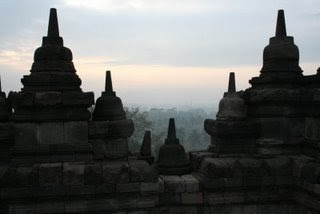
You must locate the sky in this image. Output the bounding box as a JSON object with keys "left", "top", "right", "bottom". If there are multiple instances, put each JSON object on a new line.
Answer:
{"left": 0, "top": 0, "right": 320, "bottom": 109}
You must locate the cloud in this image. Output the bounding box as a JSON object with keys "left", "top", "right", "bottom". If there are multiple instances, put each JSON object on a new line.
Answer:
{"left": 61, "top": 0, "right": 230, "bottom": 14}
{"left": 0, "top": 48, "right": 33, "bottom": 71}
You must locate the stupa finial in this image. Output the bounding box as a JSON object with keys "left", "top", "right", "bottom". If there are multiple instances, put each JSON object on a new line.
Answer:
{"left": 275, "top": 9, "right": 287, "bottom": 37}
{"left": 140, "top": 130, "right": 152, "bottom": 156}
{"left": 228, "top": 72, "right": 236, "bottom": 93}
{"left": 105, "top": 70, "right": 113, "bottom": 93}
{"left": 47, "top": 8, "right": 59, "bottom": 38}
{"left": 167, "top": 118, "right": 177, "bottom": 140}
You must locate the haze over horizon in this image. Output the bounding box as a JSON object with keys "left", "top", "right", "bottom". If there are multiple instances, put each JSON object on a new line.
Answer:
{"left": 0, "top": 0, "right": 319, "bottom": 108}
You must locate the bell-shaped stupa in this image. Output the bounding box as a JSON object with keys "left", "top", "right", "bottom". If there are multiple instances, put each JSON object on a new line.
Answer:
{"left": 92, "top": 71, "right": 126, "bottom": 121}
{"left": 157, "top": 118, "right": 191, "bottom": 175}
{"left": 216, "top": 72, "right": 246, "bottom": 121}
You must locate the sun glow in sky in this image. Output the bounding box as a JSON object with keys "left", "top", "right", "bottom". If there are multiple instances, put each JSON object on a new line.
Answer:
{"left": 0, "top": 0, "right": 320, "bottom": 108}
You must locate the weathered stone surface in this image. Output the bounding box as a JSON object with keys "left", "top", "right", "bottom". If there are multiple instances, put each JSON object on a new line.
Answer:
{"left": 161, "top": 175, "right": 185, "bottom": 192}
{"left": 141, "top": 182, "right": 159, "bottom": 192}
{"left": 181, "top": 192, "right": 203, "bottom": 204}
{"left": 14, "top": 123, "right": 38, "bottom": 145}
{"left": 9, "top": 204, "right": 35, "bottom": 214}
{"left": 16, "top": 165, "right": 38, "bottom": 186}
{"left": 39, "top": 163, "right": 62, "bottom": 186}
{"left": 181, "top": 174, "right": 199, "bottom": 192}
{"left": 91, "top": 138, "right": 129, "bottom": 159}
{"left": 85, "top": 162, "right": 102, "bottom": 185}
{"left": 65, "top": 200, "right": 88, "bottom": 213}
{"left": 62, "top": 91, "right": 94, "bottom": 106}
{"left": 116, "top": 182, "right": 140, "bottom": 192}
{"left": 64, "top": 121, "right": 88, "bottom": 144}
{"left": 159, "top": 193, "right": 181, "bottom": 205}
{"left": 36, "top": 201, "right": 64, "bottom": 213}
{"left": 34, "top": 91, "right": 62, "bottom": 106}
{"left": 200, "top": 158, "right": 232, "bottom": 178}
{"left": 102, "top": 161, "right": 129, "bottom": 184}
{"left": 38, "top": 122, "right": 64, "bottom": 145}
{"left": 130, "top": 160, "right": 158, "bottom": 182}
{"left": 63, "top": 162, "right": 85, "bottom": 185}
{"left": 204, "top": 192, "right": 225, "bottom": 205}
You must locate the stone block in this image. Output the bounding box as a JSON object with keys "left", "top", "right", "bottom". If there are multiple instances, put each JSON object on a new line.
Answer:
{"left": 34, "top": 91, "right": 61, "bottom": 106}
{"left": 261, "top": 176, "right": 276, "bottom": 186}
{"left": 16, "top": 165, "right": 38, "bottom": 186}
{"left": 200, "top": 158, "right": 232, "bottom": 178}
{"left": 189, "top": 151, "right": 215, "bottom": 170}
{"left": 39, "top": 163, "right": 62, "bottom": 186}
{"left": 130, "top": 160, "right": 158, "bottom": 182}
{"left": 242, "top": 204, "right": 257, "bottom": 214}
{"left": 313, "top": 184, "right": 320, "bottom": 195}
{"left": 65, "top": 185, "right": 95, "bottom": 196}
{"left": 224, "top": 177, "right": 242, "bottom": 188}
{"left": 293, "top": 157, "right": 311, "bottom": 178}
{"left": 136, "top": 196, "right": 158, "bottom": 208}
{"left": 15, "top": 92, "right": 34, "bottom": 106}
{"left": 158, "top": 177, "right": 164, "bottom": 192}
{"left": 161, "top": 175, "right": 185, "bottom": 192}
{"left": 181, "top": 192, "right": 203, "bottom": 204}
{"left": 262, "top": 157, "right": 291, "bottom": 176}
{"left": 36, "top": 201, "right": 64, "bottom": 213}
{"left": 141, "top": 182, "right": 159, "bottom": 192}
{"left": 204, "top": 192, "right": 225, "bottom": 205}
{"left": 38, "top": 122, "right": 64, "bottom": 145}
{"left": 230, "top": 205, "right": 242, "bottom": 214}
{"left": 223, "top": 192, "right": 245, "bottom": 203}
{"left": 159, "top": 193, "right": 181, "bottom": 205}
{"left": 116, "top": 182, "right": 140, "bottom": 193}
{"left": 305, "top": 118, "right": 320, "bottom": 140}
{"left": 9, "top": 204, "right": 35, "bottom": 214}
{"left": 201, "top": 178, "right": 225, "bottom": 190}
{"left": 103, "top": 138, "right": 129, "bottom": 159}
{"left": 276, "top": 176, "right": 293, "bottom": 186}
{"left": 63, "top": 162, "right": 85, "bottom": 186}
{"left": 102, "top": 161, "right": 129, "bottom": 184}
{"left": 14, "top": 123, "right": 38, "bottom": 146}
{"left": 181, "top": 174, "right": 199, "bottom": 192}
{"left": 64, "top": 121, "right": 88, "bottom": 144}
{"left": 65, "top": 200, "right": 88, "bottom": 213}
{"left": 95, "top": 183, "right": 115, "bottom": 194}
{"left": 91, "top": 138, "right": 129, "bottom": 159}
{"left": 62, "top": 91, "right": 94, "bottom": 106}
{"left": 85, "top": 162, "right": 102, "bottom": 185}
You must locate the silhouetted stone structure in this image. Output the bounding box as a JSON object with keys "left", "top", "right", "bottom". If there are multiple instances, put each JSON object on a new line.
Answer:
{"left": 205, "top": 72, "right": 255, "bottom": 154}
{"left": 138, "top": 130, "right": 154, "bottom": 164}
{"left": 1, "top": 8, "right": 320, "bottom": 214}
{"left": 157, "top": 118, "right": 192, "bottom": 175}
{"left": 90, "top": 70, "right": 134, "bottom": 159}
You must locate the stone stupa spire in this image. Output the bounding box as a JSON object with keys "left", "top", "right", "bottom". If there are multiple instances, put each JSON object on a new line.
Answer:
{"left": 105, "top": 71, "right": 113, "bottom": 92}
{"left": 140, "top": 130, "right": 152, "bottom": 157}
{"left": 47, "top": 8, "right": 59, "bottom": 38}
{"left": 42, "top": 8, "right": 63, "bottom": 46}
{"left": 167, "top": 118, "right": 177, "bottom": 141}
{"left": 228, "top": 72, "right": 236, "bottom": 93}
{"left": 275, "top": 9, "right": 286, "bottom": 37}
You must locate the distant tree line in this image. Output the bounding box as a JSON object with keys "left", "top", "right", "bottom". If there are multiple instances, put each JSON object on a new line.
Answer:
{"left": 125, "top": 107, "right": 214, "bottom": 156}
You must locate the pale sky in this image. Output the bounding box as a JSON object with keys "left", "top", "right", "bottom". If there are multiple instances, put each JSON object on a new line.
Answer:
{"left": 0, "top": 0, "right": 320, "bottom": 108}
